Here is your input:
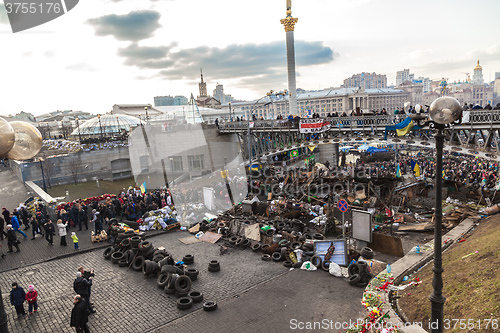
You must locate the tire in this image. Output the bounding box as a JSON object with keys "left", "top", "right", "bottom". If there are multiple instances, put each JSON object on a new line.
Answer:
{"left": 203, "top": 301, "right": 217, "bottom": 311}
{"left": 177, "top": 297, "right": 193, "bottom": 310}
{"left": 235, "top": 237, "right": 244, "bottom": 247}
{"left": 161, "top": 265, "right": 184, "bottom": 275}
{"left": 321, "top": 260, "right": 331, "bottom": 272}
{"left": 280, "top": 247, "right": 287, "bottom": 260}
{"left": 271, "top": 252, "right": 282, "bottom": 262}
{"left": 357, "top": 260, "right": 368, "bottom": 270}
{"left": 301, "top": 243, "right": 313, "bottom": 251}
{"left": 118, "top": 259, "right": 128, "bottom": 267}
{"left": 111, "top": 252, "right": 124, "bottom": 264}
{"left": 283, "top": 260, "right": 293, "bottom": 268}
{"left": 175, "top": 290, "right": 189, "bottom": 298}
{"left": 240, "top": 239, "right": 250, "bottom": 247}
{"left": 290, "top": 242, "right": 302, "bottom": 250}
{"left": 182, "top": 255, "right": 194, "bottom": 264}
{"left": 208, "top": 266, "right": 220, "bottom": 272}
{"left": 132, "top": 256, "right": 145, "bottom": 271}
{"left": 103, "top": 247, "right": 114, "bottom": 260}
{"left": 348, "top": 274, "right": 361, "bottom": 285}
{"left": 130, "top": 236, "right": 141, "bottom": 248}
{"left": 251, "top": 243, "right": 262, "bottom": 251}
{"left": 228, "top": 236, "right": 238, "bottom": 244}
{"left": 261, "top": 254, "right": 271, "bottom": 261}
{"left": 188, "top": 291, "right": 204, "bottom": 303}
{"left": 159, "top": 256, "right": 175, "bottom": 267}
{"left": 360, "top": 247, "right": 374, "bottom": 259}
{"left": 313, "top": 233, "right": 324, "bottom": 240}
{"left": 261, "top": 244, "right": 271, "bottom": 253}
{"left": 167, "top": 274, "right": 179, "bottom": 290}
{"left": 348, "top": 263, "right": 361, "bottom": 277}
{"left": 292, "top": 262, "right": 302, "bottom": 269}
{"left": 157, "top": 273, "right": 171, "bottom": 288}
{"left": 185, "top": 269, "right": 199, "bottom": 281}
{"left": 310, "top": 255, "right": 322, "bottom": 267}
{"left": 138, "top": 241, "right": 152, "bottom": 252}
{"left": 164, "top": 285, "right": 175, "bottom": 294}
{"left": 174, "top": 275, "right": 192, "bottom": 293}
{"left": 265, "top": 229, "right": 274, "bottom": 237}
{"left": 139, "top": 247, "right": 156, "bottom": 260}
{"left": 120, "top": 238, "right": 131, "bottom": 248}
{"left": 208, "top": 260, "right": 220, "bottom": 269}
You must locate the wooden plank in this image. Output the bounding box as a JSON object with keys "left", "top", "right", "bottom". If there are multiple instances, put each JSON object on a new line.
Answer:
{"left": 199, "top": 231, "right": 222, "bottom": 244}
{"left": 178, "top": 236, "right": 201, "bottom": 245}
{"left": 397, "top": 223, "right": 434, "bottom": 232}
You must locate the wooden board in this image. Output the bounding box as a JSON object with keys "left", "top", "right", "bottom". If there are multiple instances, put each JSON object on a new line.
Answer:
{"left": 397, "top": 223, "right": 434, "bottom": 232}
{"left": 188, "top": 224, "right": 200, "bottom": 233}
{"left": 368, "top": 232, "right": 405, "bottom": 257}
{"left": 178, "top": 236, "right": 202, "bottom": 245}
{"left": 199, "top": 231, "right": 222, "bottom": 244}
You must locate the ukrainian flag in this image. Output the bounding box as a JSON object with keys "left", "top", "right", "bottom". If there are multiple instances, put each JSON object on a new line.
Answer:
{"left": 251, "top": 164, "right": 259, "bottom": 171}
{"left": 396, "top": 164, "right": 402, "bottom": 178}
{"left": 442, "top": 169, "right": 445, "bottom": 179}
{"left": 411, "top": 160, "right": 421, "bottom": 177}
{"left": 140, "top": 181, "right": 146, "bottom": 194}
{"left": 395, "top": 117, "right": 414, "bottom": 136}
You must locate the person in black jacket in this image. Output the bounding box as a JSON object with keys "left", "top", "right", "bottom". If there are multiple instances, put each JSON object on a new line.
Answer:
{"left": 70, "top": 295, "right": 90, "bottom": 333}
{"left": 73, "top": 272, "right": 95, "bottom": 314}
{"left": 43, "top": 219, "right": 55, "bottom": 245}
{"left": 6, "top": 225, "right": 20, "bottom": 253}
{"left": 78, "top": 205, "right": 88, "bottom": 230}
{"left": 10, "top": 282, "right": 26, "bottom": 318}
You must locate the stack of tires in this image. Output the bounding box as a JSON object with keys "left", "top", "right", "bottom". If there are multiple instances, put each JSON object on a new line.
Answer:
{"left": 347, "top": 258, "right": 373, "bottom": 287}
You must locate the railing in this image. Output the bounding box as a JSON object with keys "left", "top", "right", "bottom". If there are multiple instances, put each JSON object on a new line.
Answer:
{"left": 219, "top": 110, "right": 500, "bottom": 132}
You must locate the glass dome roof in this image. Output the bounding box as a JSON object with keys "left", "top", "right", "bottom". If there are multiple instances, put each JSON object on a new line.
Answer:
{"left": 71, "top": 114, "right": 142, "bottom": 136}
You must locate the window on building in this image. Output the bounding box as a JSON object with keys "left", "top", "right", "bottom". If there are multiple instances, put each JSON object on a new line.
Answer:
{"left": 169, "top": 156, "right": 183, "bottom": 172}
{"left": 188, "top": 155, "right": 204, "bottom": 171}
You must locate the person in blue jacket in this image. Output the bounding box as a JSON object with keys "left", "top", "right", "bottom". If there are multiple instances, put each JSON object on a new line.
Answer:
{"left": 10, "top": 282, "right": 26, "bottom": 318}
{"left": 10, "top": 213, "right": 27, "bottom": 239}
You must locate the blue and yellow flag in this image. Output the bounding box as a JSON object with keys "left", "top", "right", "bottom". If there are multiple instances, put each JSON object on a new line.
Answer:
{"left": 396, "top": 164, "right": 402, "bottom": 178}
{"left": 442, "top": 169, "right": 445, "bottom": 179}
{"left": 251, "top": 164, "right": 259, "bottom": 171}
{"left": 395, "top": 117, "right": 414, "bottom": 136}
{"left": 140, "top": 181, "right": 146, "bottom": 194}
{"left": 414, "top": 163, "right": 421, "bottom": 177}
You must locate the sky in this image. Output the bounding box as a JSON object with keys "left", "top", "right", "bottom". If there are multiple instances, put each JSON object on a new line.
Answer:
{"left": 0, "top": 0, "right": 499, "bottom": 116}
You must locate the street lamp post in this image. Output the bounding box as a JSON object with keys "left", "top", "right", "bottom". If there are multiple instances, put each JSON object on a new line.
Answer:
{"left": 76, "top": 117, "right": 82, "bottom": 143}
{"left": 145, "top": 106, "right": 149, "bottom": 123}
{"left": 39, "top": 157, "right": 47, "bottom": 192}
{"left": 228, "top": 102, "right": 232, "bottom": 121}
{"left": 410, "top": 96, "right": 462, "bottom": 333}
{"left": 98, "top": 115, "right": 103, "bottom": 138}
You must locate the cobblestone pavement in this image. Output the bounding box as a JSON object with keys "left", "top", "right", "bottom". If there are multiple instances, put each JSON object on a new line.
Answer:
{"left": 0, "top": 231, "right": 364, "bottom": 333}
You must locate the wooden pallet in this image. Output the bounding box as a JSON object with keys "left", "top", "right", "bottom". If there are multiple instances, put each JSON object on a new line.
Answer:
{"left": 166, "top": 222, "right": 180, "bottom": 231}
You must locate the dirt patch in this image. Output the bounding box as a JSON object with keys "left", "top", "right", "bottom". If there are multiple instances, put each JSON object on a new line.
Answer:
{"left": 397, "top": 214, "right": 500, "bottom": 332}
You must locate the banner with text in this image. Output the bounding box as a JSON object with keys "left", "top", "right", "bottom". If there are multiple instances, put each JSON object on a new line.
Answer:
{"left": 299, "top": 119, "right": 331, "bottom": 133}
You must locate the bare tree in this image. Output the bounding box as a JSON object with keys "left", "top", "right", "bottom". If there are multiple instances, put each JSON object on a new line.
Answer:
{"left": 68, "top": 157, "right": 81, "bottom": 185}
{"left": 42, "top": 159, "right": 55, "bottom": 188}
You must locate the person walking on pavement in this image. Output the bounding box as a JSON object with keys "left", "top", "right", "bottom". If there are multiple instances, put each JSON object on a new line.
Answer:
{"left": 30, "top": 215, "right": 43, "bottom": 240}
{"left": 0, "top": 215, "right": 7, "bottom": 240}
{"left": 20, "top": 206, "right": 30, "bottom": 230}
{"left": 73, "top": 272, "right": 95, "bottom": 314}
{"left": 70, "top": 295, "right": 90, "bottom": 333}
{"left": 43, "top": 219, "right": 55, "bottom": 245}
{"left": 2, "top": 208, "right": 10, "bottom": 226}
{"left": 10, "top": 213, "right": 27, "bottom": 239}
{"left": 71, "top": 203, "right": 80, "bottom": 230}
{"left": 79, "top": 267, "right": 95, "bottom": 307}
{"left": 57, "top": 219, "right": 68, "bottom": 246}
{"left": 6, "top": 225, "right": 20, "bottom": 253}
{"left": 10, "top": 282, "right": 26, "bottom": 318}
{"left": 71, "top": 232, "right": 79, "bottom": 250}
{"left": 78, "top": 205, "right": 88, "bottom": 231}
{"left": 25, "top": 284, "right": 38, "bottom": 314}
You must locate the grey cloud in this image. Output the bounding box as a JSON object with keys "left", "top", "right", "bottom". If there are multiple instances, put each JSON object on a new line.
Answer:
{"left": 66, "top": 63, "right": 100, "bottom": 72}
{"left": 87, "top": 10, "right": 161, "bottom": 41}
{"left": 119, "top": 40, "right": 334, "bottom": 84}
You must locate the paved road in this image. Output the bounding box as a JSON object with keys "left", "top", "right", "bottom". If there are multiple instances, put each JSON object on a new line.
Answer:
{"left": 0, "top": 231, "right": 364, "bottom": 333}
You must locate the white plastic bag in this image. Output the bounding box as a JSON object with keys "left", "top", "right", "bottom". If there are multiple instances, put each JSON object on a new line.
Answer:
{"left": 328, "top": 262, "right": 342, "bottom": 277}
{"left": 300, "top": 261, "right": 317, "bottom": 271}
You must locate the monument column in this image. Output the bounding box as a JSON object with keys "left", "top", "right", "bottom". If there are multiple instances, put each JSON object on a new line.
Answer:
{"left": 280, "top": 0, "right": 298, "bottom": 116}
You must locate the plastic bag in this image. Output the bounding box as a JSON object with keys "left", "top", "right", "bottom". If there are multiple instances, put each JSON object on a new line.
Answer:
{"left": 328, "top": 262, "right": 342, "bottom": 277}
{"left": 300, "top": 261, "right": 317, "bottom": 271}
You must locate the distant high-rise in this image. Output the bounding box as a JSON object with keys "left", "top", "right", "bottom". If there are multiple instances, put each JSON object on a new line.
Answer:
{"left": 414, "top": 77, "right": 431, "bottom": 93}
{"left": 174, "top": 95, "right": 188, "bottom": 105}
{"left": 472, "top": 60, "right": 484, "bottom": 85}
{"left": 154, "top": 96, "right": 174, "bottom": 106}
{"left": 343, "top": 72, "right": 387, "bottom": 89}
{"left": 396, "top": 69, "right": 414, "bottom": 86}
{"left": 198, "top": 69, "right": 207, "bottom": 98}
{"left": 213, "top": 83, "right": 234, "bottom": 104}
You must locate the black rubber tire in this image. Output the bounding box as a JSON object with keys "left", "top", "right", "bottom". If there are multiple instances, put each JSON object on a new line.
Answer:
{"left": 188, "top": 291, "right": 203, "bottom": 303}
{"left": 175, "top": 290, "right": 189, "bottom": 298}
{"left": 138, "top": 241, "right": 153, "bottom": 252}
{"left": 182, "top": 255, "right": 194, "bottom": 264}
{"left": 301, "top": 243, "right": 313, "bottom": 251}
{"left": 360, "top": 247, "right": 374, "bottom": 259}
{"left": 240, "top": 239, "right": 250, "bottom": 247}
{"left": 321, "top": 260, "right": 331, "bottom": 272}
{"left": 132, "top": 256, "right": 145, "bottom": 271}
{"left": 290, "top": 242, "right": 302, "bottom": 250}
{"left": 111, "top": 252, "right": 124, "bottom": 264}
{"left": 203, "top": 301, "right": 218, "bottom": 311}
{"left": 271, "top": 252, "right": 282, "bottom": 262}
{"left": 280, "top": 247, "right": 287, "bottom": 260}
{"left": 120, "top": 238, "right": 131, "bottom": 248}
{"left": 208, "top": 260, "right": 220, "bottom": 269}
{"left": 118, "top": 259, "right": 128, "bottom": 267}
{"left": 208, "top": 266, "right": 220, "bottom": 272}
{"left": 348, "top": 263, "right": 361, "bottom": 277}
{"left": 177, "top": 297, "right": 193, "bottom": 310}
{"left": 174, "top": 275, "right": 192, "bottom": 293}
{"left": 103, "top": 247, "right": 114, "bottom": 260}
{"left": 313, "top": 233, "right": 325, "bottom": 240}
{"left": 283, "top": 260, "right": 293, "bottom": 268}
{"left": 167, "top": 274, "right": 179, "bottom": 290}
{"left": 235, "top": 237, "right": 244, "bottom": 247}
{"left": 142, "top": 260, "right": 155, "bottom": 275}
{"left": 164, "top": 285, "right": 175, "bottom": 294}
{"left": 161, "top": 265, "right": 184, "bottom": 275}
{"left": 261, "top": 244, "right": 271, "bottom": 253}
{"left": 265, "top": 229, "right": 274, "bottom": 237}
{"left": 157, "top": 273, "right": 171, "bottom": 288}
{"left": 292, "top": 262, "right": 303, "bottom": 269}
{"left": 348, "top": 274, "right": 362, "bottom": 285}
{"left": 130, "top": 236, "right": 142, "bottom": 248}
{"left": 357, "top": 260, "right": 368, "bottom": 270}
{"left": 159, "top": 256, "right": 175, "bottom": 267}
{"left": 251, "top": 243, "right": 262, "bottom": 251}
{"left": 228, "top": 236, "right": 238, "bottom": 244}
{"left": 139, "top": 247, "right": 156, "bottom": 260}
{"left": 185, "top": 269, "right": 199, "bottom": 281}
{"left": 310, "top": 255, "right": 322, "bottom": 267}
{"left": 261, "top": 254, "right": 271, "bottom": 261}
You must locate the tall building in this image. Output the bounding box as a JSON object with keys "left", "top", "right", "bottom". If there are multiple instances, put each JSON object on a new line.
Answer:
{"left": 472, "top": 60, "right": 484, "bottom": 85}
{"left": 173, "top": 95, "right": 188, "bottom": 105}
{"left": 343, "top": 72, "right": 387, "bottom": 89}
{"left": 154, "top": 96, "right": 174, "bottom": 106}
{"left": 212, "top": 83, "right": 234, "bottom": 104}
{"left": 195, "top": 71, "right": 221, "bottom": 109}
{"left": 396, "top": 69, "right": 414, "bottom": 86}
{"left": 414, "top": 77, "right": 431, "bottom": 93}
{"left": 198, "top": 69, "right": 207, "bottom": 98}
